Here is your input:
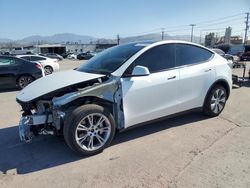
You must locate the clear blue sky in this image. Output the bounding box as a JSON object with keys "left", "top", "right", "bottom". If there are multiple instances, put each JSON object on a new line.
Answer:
{"left": 0, "top": 0, "right": 249, "bottom": 39}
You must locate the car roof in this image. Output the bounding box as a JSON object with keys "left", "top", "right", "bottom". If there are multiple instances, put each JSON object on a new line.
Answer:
{"left": 132, "top": 40, "right": 214, "bottom": 52}
{"left": 17, "top": 54, "right": 47, "bottom": 58}
{"left": 123, "top": 40, "right": 214, "bottom": 53}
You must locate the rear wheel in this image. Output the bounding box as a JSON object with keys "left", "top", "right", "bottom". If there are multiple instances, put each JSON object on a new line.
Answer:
{"left": 44, "top": 66, "right": 53, "bottom": 75}
{"left": 63, "top": 104, "right": 116, "bottom": 156}
{"left": 203, "top": 85, "right": 227, "bottom": 117}
{"left": 17, "top": 75, "right": 33, "bottom": 89}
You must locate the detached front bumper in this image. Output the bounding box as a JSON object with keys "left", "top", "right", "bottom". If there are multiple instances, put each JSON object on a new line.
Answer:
{"left": 19, "top": 114, "right": 53, "bottom": 142}
{"left": 19, "top": 116, "right": 33, "bottom": 142}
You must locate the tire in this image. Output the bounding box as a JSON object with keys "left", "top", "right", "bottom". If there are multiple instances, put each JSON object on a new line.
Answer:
{"left": 44, "top": 66, "right": 53, "bottom": 75}
{"left": 63, "top": 104, "right": 116, "bottom": 156}
{"left": 203, "top": 85, "right": 227, "bottom": 117}
{"left": 17, "top": 75, "right": 34, "bottom": 89}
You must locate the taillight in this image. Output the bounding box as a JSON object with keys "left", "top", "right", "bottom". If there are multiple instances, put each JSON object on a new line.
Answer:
{"left": 35, "top": 63, "right": 42, "bottom": 69}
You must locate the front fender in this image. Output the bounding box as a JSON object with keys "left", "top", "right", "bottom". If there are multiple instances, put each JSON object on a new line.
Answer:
{"left": 52, "top": 77, "right": 119, "bottom": 107}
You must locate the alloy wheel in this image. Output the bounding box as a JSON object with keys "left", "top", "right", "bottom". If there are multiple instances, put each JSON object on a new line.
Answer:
{"left": 210, "top": 88, "right": 226, "bottom": 114}
{"left": 44, "top": 67, "right": 53, "bottom": 75}
{"left": 19, "top": 76, "right": 33, "bottom": 89}
{"left": 75, "top": 113, "right": 111, "bottom": 151}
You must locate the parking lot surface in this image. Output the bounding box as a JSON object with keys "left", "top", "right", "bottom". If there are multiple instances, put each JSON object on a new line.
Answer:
{"left": 0, "top": 60, "right": 250, "bottom": 188}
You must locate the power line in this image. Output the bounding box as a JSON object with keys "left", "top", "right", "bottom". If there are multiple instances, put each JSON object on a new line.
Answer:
{"left": 200, "top": 28, "right": 226, "bottom": 31}
{"left": 113, "top": 12, "right": 246, "bottom": 40}
{"left": 195, "top": 13, "right": 244, "bottom": 25}
{"left": 196, "top": 17, "right": 244, "bottom": 28}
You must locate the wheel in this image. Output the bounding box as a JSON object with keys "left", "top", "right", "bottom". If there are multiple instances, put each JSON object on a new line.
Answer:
{"left": 63, "top": 104, "right": 116, "bottom": 156}
{"left": 44, "top": 66, "right": 53, "bottom": 75}
{"left": 203, "top": 85, "right": 227, "bottom": 117}
{"left": 17, "top": 75, "right": 33, "bottom": 89}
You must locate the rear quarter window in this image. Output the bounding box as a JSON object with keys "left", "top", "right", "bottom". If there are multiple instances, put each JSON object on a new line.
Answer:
{"left": 176, "top": 44, "right": 213, "bottom": 66}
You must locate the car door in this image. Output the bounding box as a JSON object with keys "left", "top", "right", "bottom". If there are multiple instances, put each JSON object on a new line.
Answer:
{"left": 0, "top": 57, "right": 20, "bottom": 88}
{"left": 121, "top": 44, "right": 180, "bottom": 128}
{"left": 176, "top": 44, "right": 215, "bottom": 112}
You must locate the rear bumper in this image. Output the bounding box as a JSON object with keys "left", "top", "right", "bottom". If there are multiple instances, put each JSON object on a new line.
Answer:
{"left": 53, "top": 63, "right": 60, "bottom": 72}
{"left": 33, "top": 71, "right": 44, "bottom": 80}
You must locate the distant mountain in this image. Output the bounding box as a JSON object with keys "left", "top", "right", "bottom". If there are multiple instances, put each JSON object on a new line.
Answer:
{"left": 19, "top": 33, "right": 97, "bottom": 44}
{"left": 0, "top": 33, "right": 202, "bottom": 46}
{"left": 119, "top": 33, "right": 201, "bottom": 44}
{"left": 0, "top": 38, "right": 13, "bottom": 43}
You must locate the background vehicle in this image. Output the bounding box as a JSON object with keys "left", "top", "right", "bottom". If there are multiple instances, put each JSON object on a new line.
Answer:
{"left": 17, "top": 41, "right": 232, "bottom": 156}
{"left": 40, "top": 53, "right": 64, "bottom": 61}
{"left": 62, "top": 52, "right": 73, "bottom": 58}
{"left": 67, "top": 53, "right": 78, "bottom": 59}
{"left": 211, "top": 48, "right": 237, "bottom": 68}
{"left": 0, "top": 56, "right": 44, "bottom": 89}
{"left": 77, "top": 52, "right": 94, "bottom": 60}
{"left": 17, "top": 54, "right": 59, "bottom": 75}
{"left": 211, "top": 48, "right": 237, "bottom": 60}
{"left": 240, "top": 52, "right": 250, "bottom": 61}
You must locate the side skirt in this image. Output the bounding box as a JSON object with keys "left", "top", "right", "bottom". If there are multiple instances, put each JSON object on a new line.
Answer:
{"left": 118, "top": 107, "right": 203, "bottom": 133}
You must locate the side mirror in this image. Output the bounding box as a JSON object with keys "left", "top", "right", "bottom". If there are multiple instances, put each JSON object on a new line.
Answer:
{"left": 132, "top": 65, "right": 150, "bottom": 76}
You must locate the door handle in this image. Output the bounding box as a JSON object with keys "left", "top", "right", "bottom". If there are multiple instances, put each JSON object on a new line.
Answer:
{"left": 204, "top": 68, "right": 211, "bottom": 72}
{"left": 167, "top": 76, "right": 176, "bottom": 80}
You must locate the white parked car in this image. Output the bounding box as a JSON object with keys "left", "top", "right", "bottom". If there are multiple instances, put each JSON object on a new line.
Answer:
{"left": 67, "top": 53, "right": 78, "bottom": 59}
{"left": 16, "top": 41, "right": 232, "bottom": 156}
{"left": 17, "top": 55, "right": 59, "bottom": 75}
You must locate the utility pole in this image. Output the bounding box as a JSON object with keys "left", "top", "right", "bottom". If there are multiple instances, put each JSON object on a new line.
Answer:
{"left": 161, "top": 28, "right": 165, "bottom": 40}
{"left": 117, "top": 34, "right": 120, "bottom": 45}
{"left": 244, "top": 12, "right": 249, "bottom": 44}
{"left": 189, "top": 24, "right": 196, "bottom": 42}
{"left": 199, "top": 31, "right": 202, "bottom": 44}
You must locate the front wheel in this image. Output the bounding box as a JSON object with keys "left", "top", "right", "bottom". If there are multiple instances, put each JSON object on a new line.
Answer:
{"left": 63, "top": 104, "right": 116, "bottom": 156}
{"left": 203, "top": 85, "right": 227, "bottom": 117}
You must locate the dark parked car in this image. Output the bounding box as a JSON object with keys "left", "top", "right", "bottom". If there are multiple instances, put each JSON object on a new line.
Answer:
{"left": 41, "top": 53, "right": 64, "bottom": 61}
{"left": 240, "top": 52, "right": 250, "bottom": 61}
{"left": 77, "top": 52, "right": 94, "bottom": 60}
{"left": 0, "top": 56, "right": 44, "bottom": 89}
{"left": 211, "top": 48, "right": 234, "bottom": 61}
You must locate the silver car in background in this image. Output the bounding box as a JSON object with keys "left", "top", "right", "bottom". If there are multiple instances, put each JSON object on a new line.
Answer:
{"left": 17, "top": 54, "right": 60, "bottom": 75}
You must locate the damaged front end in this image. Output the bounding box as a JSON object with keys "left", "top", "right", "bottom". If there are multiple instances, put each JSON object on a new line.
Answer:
{"left": 17, "top": 75, "right": 123, "bottom": 142}
{"left": 18, "top": 100, "right": 64, "bottom": 142}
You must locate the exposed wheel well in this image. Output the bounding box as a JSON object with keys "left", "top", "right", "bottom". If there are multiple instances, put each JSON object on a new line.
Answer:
{"left": 213, "top": 80, "right": 230, "bottom": 99}
{"left": 44, "top": 65, "right": 54, "bottom": 71}
{"left": 63, "top": 96, "right": 114, "bottom": 117}
{"left": 203, "top": 79, "right": 230, "bottom": 107}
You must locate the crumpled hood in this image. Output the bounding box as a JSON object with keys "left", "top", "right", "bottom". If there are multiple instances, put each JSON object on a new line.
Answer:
{"left": 16, "top": 70, "right": 104, "bottom": 102}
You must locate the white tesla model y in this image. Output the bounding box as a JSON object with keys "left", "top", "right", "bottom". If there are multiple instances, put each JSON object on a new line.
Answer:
{"left": 16, "top": 41, "right": 232, "bottom": 155}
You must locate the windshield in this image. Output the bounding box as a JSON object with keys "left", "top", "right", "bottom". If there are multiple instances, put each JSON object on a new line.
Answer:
{"left": 77, "top": 42, "right": 150, "bottom": 74}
